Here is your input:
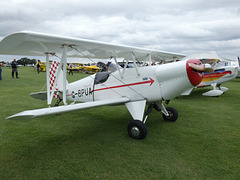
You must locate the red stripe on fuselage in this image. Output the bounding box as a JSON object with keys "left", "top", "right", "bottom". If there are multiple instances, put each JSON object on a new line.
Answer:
{"left": 94, "top": 77, "right": 154, "bottom": 92}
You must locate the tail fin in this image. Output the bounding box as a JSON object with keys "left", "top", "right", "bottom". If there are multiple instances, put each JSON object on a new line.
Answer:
{"left": 30, "top": 61, "right": 69, "bottom": 101}
{"left": 49, "top": 61, "right": 59, "bottom": 99}
{"left": 49, "top": 61, "right": 68, "bottom": 99}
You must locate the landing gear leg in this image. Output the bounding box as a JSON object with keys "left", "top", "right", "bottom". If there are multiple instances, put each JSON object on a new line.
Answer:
{"left": 126, "top": 100, "right": 179, "bottom": 139}
{"left": 162, "top": 107, "right": 178, "bottom": 122}
{"left": 154, "top": 101, "right": 178, "bottom": 122}
{"left": 127, "top": 103, "right": 155, "bottom": 140}
{"left": 143, "top": 103, "right": 154, "bottom": 123}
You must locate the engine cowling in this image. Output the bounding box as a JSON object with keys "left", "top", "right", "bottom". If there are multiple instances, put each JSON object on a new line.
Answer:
{"left": 186, "top": 59, "right": 204, "bottom": 86}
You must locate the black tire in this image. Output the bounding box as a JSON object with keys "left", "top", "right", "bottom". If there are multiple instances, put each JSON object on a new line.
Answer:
{"left": 162, "top": 107, "right": 178, "bottom": 122}
{"left": 127, "top": 120, "right": 147, "bottom": 139}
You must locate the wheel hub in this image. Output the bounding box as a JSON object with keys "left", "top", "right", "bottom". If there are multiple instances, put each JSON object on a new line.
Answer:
{"left": 168, "top": 111, "right": 173, "bottom": 117}
{"left": 131, "top": 127, "right": 140, "bottom": 137}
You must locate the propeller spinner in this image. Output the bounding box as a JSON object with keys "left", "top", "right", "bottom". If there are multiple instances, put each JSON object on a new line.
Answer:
{"left": 186, "top": 59, "right": 213, "bottom": 86}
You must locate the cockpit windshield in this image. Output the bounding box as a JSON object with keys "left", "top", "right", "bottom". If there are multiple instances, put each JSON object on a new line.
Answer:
{"left": 212, "top": 61, "right": 229, "bottom": 68}
{"left": 107, "top": 62, "right": 118, "bottom": 72}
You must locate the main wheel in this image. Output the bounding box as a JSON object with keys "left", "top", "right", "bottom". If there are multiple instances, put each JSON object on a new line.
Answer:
{"left": 162, "top": 107, "right": 178, "bottom": 122}
{"left": 127, "top": 120, "right": 147, "bottom": 139}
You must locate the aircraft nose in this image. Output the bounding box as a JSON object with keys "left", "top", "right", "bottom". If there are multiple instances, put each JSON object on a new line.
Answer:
{"left": 186, "top": 59, "right": 213, "bottom": 86}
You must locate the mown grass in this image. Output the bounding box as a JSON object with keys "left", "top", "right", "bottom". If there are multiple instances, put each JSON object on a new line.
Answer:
{"left": 0, "top": 66, "right": 240, "bottom": 179}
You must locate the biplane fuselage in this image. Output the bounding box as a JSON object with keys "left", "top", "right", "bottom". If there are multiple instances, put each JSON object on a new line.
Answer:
{"left": 65, "top": 60, "right": 198, "bottom": 104}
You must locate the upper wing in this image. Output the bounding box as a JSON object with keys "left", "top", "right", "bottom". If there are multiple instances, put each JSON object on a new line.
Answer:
{"left": 6, "top": 97, "right": 130, "bottom": 120}
{"left": 0, "top": 31, "right": 185, "bottom": 61}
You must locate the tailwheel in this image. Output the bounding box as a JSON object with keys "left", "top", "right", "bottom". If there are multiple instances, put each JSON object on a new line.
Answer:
{"left": 54, "top": 98, "right": 62, "bottom": 107}
{"left": 162, "top": 107, "right": 178, "bottom": 122}
{"left": 127, "top": 120, "right": 147, "bottom": 139}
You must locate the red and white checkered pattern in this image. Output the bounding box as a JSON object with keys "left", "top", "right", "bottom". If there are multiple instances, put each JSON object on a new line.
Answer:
{"left": 49, "top": 61, "right": 59, "bottom": 99}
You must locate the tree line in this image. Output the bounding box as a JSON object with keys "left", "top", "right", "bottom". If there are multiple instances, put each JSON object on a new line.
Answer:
{"left": 0, "top": 57, "right": 39, "bottom": 66}
{"left": 16, "top": 57, "right": 38, "bottom": 66}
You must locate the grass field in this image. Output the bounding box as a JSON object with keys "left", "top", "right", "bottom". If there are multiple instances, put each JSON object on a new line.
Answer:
{"left": 0, "top": 66, "right": 240, "bottom": 179}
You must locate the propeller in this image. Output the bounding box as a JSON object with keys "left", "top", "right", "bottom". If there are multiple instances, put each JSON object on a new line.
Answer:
{"left": 186, "top": 59, "right": 214, "bottom": 86}
{"left": 188, "top": 62, "right": 213, "bottom": 72}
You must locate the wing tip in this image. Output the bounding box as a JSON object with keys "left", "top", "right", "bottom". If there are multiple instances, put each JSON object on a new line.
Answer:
{"left": 6, "top": 113, "right": 35, "bottom": 120}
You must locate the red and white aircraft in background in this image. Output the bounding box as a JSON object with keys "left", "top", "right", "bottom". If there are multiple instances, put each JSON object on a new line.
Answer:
{"left": 0, "top": 31, "right": 211, "bottom": 139}
{"left": 182, "top": 54, "right": 239, "bottom": 97}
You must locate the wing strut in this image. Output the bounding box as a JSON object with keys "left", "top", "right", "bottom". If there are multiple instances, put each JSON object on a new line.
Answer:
{"left": 46, "top": 53, "right": 50, "bottom": 106}
{"left": 62, "top": 45, "right": 67, "bottom": 105}
{"left": 131, "top": 52, "right": 140, "bottom": 76}
{"left": 113, "top": 56, "right": 122, "bottom": 77}
{"left": 121, "top": 53, "right": 130, "bottom": 78}
{"left": 148, "top": 54, "right": 152, "bottom": 66}
{"left": 121, "top": 52, "right": 152, "bottom": 78}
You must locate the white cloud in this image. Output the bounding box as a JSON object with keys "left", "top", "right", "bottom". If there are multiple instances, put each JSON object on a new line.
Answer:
{"left": 0, "top": 0, "right": 240, "bottom": 60}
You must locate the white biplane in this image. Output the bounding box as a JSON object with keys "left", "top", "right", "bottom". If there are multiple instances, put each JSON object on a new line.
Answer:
{"left": 0, "top": 31, "right": 212, "bottom": 139}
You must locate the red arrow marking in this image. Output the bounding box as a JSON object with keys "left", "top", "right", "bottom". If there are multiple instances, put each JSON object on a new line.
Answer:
{"left": 94, "top": 77, "right": 154, "bottom": 92}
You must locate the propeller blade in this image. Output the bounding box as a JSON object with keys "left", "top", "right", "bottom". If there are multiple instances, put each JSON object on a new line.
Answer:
{"left": 188, "top": 63, "right": 213, "bottom": 72}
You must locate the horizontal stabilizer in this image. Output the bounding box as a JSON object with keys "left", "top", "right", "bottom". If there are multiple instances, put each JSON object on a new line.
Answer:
{"left": 202, "top": 90, "right": 223, "bottom": 97}
{"left": 30, "top": 91, "right": 47, "bottom": 100}
{"left": 6, "top": 97, "right": 130, "bottom": 120}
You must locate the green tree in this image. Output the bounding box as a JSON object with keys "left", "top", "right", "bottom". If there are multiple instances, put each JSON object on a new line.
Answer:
{"left": 17, "top": 57, "right": 37, "bottom": 66}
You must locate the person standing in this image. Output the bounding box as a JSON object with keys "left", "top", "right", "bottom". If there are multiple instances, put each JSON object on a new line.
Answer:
{"left": 37, "top": 60, "right": 41, "bottom": 73}
{"left": 11, "top": 58, "right": 19, "bottom": 79}
{"left": 68, "top": 63, "right": 73, "bottom": 75}
{"left": 0, "top": 63, "right": 2, "bottom": 80}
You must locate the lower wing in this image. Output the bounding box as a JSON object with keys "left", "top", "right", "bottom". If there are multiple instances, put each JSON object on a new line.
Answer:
{"left": 6, "top": 97, "right": 130, "bottom": 120}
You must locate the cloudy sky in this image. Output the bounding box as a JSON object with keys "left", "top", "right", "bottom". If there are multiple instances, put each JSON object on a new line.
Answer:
{"left": 0, "top": 0, "right": 240, "bottom": 61}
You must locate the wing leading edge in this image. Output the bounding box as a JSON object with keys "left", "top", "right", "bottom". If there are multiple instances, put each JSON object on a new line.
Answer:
{"left": 0, "top": 31, "right": 185, "bottom": 61}
{"left": 6, "top": 97, "right": 130, "bottom": 120}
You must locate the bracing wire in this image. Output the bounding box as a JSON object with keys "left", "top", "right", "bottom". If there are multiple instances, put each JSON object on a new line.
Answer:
{"left": 72, "top": 46, "right": 145, "bottom": 99}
